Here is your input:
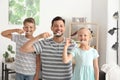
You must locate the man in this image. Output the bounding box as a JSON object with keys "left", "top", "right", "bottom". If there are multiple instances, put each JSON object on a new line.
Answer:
{"left": 20, "top": 16, "right": 76, "bottom": 80}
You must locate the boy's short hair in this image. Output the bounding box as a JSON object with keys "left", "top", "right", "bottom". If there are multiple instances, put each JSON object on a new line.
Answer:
{"left": 51, "top": 16, "right": 65, "bottom": 26}
{"left": 23, "top": 17, "right": 35, "bottom": 25}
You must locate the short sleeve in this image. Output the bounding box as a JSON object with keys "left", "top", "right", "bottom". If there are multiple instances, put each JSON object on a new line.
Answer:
{"left": 93, "top": 49, "right": 99, "bottom": 59}
{"left": 11, "top": 34, "right": 18, "bottom": 42}
{"left": 33, "top": 41, "right": 42, "bottom": 54}
{"left": 69, "top": 48, "right": 78, "bottom": 57}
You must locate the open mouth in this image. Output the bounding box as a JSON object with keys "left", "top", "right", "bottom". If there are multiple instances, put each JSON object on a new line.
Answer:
{"left": 54, "top": 33, "right": 61, "bottom": 36}
{"left": 26, "top": 31, "right": 31, "bottom": 34}
{"left": 54, "top": 31, "right": 62, "bottom": 37}
{"left": 79, "top": 40, "right": 86, "bottom": 43}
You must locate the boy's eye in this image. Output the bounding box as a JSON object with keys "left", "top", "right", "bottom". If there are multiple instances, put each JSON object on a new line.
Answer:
{"left": 24, "top": 26, "right": 28, "bottom": 28}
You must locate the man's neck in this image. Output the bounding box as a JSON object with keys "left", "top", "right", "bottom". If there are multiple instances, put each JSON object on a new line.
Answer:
{"left": 53, "top": 36, "right": 64, "bottom": 43}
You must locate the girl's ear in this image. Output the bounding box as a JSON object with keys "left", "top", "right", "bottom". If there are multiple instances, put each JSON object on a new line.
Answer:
{"left": 89, "top": 34, "right": 92, "bottom": 40}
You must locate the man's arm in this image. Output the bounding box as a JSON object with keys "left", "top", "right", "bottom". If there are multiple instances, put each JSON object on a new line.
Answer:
{"left": 1, "top": 29, "right": 24, "bottom": 39}
{"left": 34, "top": 54, "right": 41, "bottom": 80}
{"left": 20, "top": 32, "right": 51, "bottom": 53}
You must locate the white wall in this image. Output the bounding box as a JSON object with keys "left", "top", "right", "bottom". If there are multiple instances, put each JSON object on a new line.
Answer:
{"left": 92, "top": 0, "right": 119, "bottom": 67}
{"left": 39, "top": 0, "right": 92, "bottom": 37}
{"left": 0, "top": 0, "right": 92, "bottom": 79}
{"left": 92, "top": 0, "right": 108, "bottom": 68}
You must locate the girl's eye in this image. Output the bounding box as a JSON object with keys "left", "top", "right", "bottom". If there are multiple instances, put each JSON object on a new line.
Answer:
{"left": 79, "top": 35, "right": 82, "bottom": 37}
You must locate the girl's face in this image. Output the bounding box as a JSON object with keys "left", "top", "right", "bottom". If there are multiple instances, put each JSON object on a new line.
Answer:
{"left": 23, "top": 22, "right": 36, "bottom": 35}
{"left": 77, "top": 28, "right": 91, "bottom": 45}
{"left": 51, "top": 20, "right": 65, "bottom": 37}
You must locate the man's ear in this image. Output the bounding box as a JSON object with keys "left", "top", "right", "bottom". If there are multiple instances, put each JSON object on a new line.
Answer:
{"left": 51, "top": 26, "right": 53, "bottom": 31}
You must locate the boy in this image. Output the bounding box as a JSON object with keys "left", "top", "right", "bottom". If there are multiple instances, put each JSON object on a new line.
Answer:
{"left": 1, "top": 17, "right": 49, "bottom": 80}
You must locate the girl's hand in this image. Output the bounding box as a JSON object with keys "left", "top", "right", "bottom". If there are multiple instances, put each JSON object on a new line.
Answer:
{"left": 65, "top": 38, "right": 72, "bottom": 47}
{"left": 16, "top": 29, "right": 24, "bottom": 34}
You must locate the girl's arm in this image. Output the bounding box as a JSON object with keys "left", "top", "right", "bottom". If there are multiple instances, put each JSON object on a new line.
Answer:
{"left": 62, "top": 46, "right": 73, "bottom": 63}
{"left": 93, "top": 58, "right": 99, "bottom": 80}
{"left": 34, "top": 54, "right": 41, "bottom": 80}
{"left": 62, "top": 38, "right": 73, "bottom": 63}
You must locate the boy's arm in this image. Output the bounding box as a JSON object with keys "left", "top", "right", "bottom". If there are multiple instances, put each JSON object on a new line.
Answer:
{"left": 93, "top": 58, "right": 99, "bottom": 80}
{"left": 20, "top": 32, "right": 51, "bottom": 53}
{"left": 1, "top": 29, "right": 24, "bottom": 39}
{"left": 34, "top": 54, "right": 41, "bottom": 80}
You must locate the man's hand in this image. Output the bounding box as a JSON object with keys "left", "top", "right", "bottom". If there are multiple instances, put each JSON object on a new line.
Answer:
{"left": 38, "top": 32, "right": 51, "bottom": 39}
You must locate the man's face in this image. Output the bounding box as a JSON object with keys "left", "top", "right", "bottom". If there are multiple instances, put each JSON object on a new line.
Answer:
{"left": 51, "top": 20, "right": 65, "bottom": 37}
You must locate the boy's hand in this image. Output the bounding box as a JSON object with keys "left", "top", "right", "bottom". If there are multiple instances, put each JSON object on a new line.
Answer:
{"left": 16, "top": 29, "right": 24, "bottom": 34}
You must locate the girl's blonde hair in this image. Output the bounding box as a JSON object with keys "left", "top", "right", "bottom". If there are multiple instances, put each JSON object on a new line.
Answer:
{"left": 77, "top": 26, "right": 92, "bottom": 38}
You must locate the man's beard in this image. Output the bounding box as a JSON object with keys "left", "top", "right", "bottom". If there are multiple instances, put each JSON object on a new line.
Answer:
{"left": 54, "top": 33, "right": 63, "bottom": 37}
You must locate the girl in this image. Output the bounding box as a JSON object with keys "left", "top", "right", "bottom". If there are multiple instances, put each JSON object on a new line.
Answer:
{"left": 62, "top": 27, "right": 99, "bottom": 80}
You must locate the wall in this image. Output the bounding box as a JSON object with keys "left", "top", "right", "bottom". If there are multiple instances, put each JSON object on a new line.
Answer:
{"left": 92, "top": 0, "right": 108, "bottom": 68}
{"left": 0, "top": 0, "right": 92, "bottom": 79}
{"left": 39, "top": 0, "right": 92, "bottom": 37}
{"left": 92, "top": 0, "right": 119, "bottom": 67}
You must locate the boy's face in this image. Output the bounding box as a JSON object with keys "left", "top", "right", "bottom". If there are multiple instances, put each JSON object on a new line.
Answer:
{"left": 51, "top": 20, "right": 65, "bottom": 37}
{"left": 23, "top": 22, "right": 36, "bottom": 35}
{"left": 77, "top": 29, "right": 91, "bottom": 44}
